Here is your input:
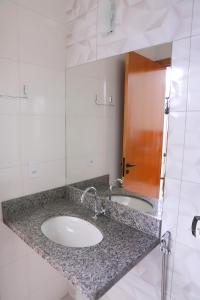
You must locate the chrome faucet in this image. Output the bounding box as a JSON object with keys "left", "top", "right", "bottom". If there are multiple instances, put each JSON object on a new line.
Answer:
{"left": 109, "top": 178, "right": 123, "bottom": 201}
{"left": 81, "top": 187, "right": 105, "bottom": 220}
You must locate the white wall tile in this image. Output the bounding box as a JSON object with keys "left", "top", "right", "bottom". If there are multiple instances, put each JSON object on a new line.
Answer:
{"left": 0, "top": 115, "right": 20, "bottom": 168}
{"left": 166, "top": 144, "right": 184, "bottom": 180}
{"left": 66, "top": 9, "right": 97, "bottom": 46}
{"left": 21, "top": 115, "right": 65, "bottom": 163}
{"left": 188, "top": 35, "right": 200, "bottom": 111}
{"left": 27, "top": 247, "right": 69, "bottom": 295}
{"left": 66, "top": 37, "right": 97, "bottom": 68}
{"left": 66, "top": 66, "right": 105, "bottom": 118}
{"left": 22, "top": 159, "right": 65, "bottom": 195}
{"left": 171, "top": 242, "right": 200, "bottom": 300}
{"left": 0, "top": 58, "right": 20, "bottom": 114}
{"left": 170, "top": 38, "right": 190, "bottom": 112}
{"left": 162, "top": 179, "right": 181, "bottom": 240}
{"left": 182, "top": 112, "right": 200, "bottom": 183}
{"left": 176, "top": 181, "right": 200, "bottom": 250}
{"left": 65, "top": 6, "right": 97, "bottom": 67}
{"left": 66, "top": 152, "right": 107, "bottom": 184}
{"left": 66, "top": 115, "right": 106, "bottom": 158}
{"left": 168, "top": 112, "right": 186, "bottom": 145}
{"left": 19, "top": 63, "right": 65, "bottom": 115}
{"left": 185, "top": 111, "right": 200, "bottom": 150}
{"left": 0, "top": 97, "right": 20, "bottom": 116}
{"left": 0, "top": 166, "right": 23, "bottom": 205}
{"left": 132, "top": 246, "right": 161, "bottom": 288}
{"left": 19, "top": 6, "right": 65, "bottom": 70}
{"left": 0, "top": 255, "right": 30, "bottom": 300}
{"left": 182, "top": 148, "right": 200, "bottom": 183}
{"left": 97, "top": 0, "right": 193, "bottom": 60}
{"left": 65, "top": 0, "right": 97, "bottom": 23}
{"left": 0, "top": 222, "right": 29, "bottom": 267}
{"left": 0, "top": 58, "right": 20, "bottom": 97}
{"left": 0, "top": 0, "right": 19, "bottom": 60}
{"left": 0, "top": 222, "right": 71, "bottom": 300}
{"left": 29, "top": 288, "right": 68, "bottom": 300}
{"left": 192, "top": 0, "right": 200, "bottom": 36}
{"left": 102, "top": 275, "right": 158, "bottom": 300}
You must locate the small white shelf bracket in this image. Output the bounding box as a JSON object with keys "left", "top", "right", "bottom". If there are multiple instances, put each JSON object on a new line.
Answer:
{"left": 0, "top": 85, "right": 28, "bottom": 99}
{"left": 94, "top": 94, "right": 114, "bottom": 107}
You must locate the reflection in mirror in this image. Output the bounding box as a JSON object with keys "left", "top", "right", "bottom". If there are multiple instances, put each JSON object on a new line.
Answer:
{"left": 66, "top": 42, "right": 172, "bottom": 215}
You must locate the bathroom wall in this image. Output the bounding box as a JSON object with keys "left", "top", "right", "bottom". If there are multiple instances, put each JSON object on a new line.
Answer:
{"left": 66, "top": 55, "right": 124, "bottom": 184}
{"left": 0, "top": 222, "right": 71, "bottom": 300}
{"left": 0, "top": 0, "right": 67, "bottom": 220}
{"left": 0, "top": 1, "right": 70, "bottom": 299}
{"left": 1, "top": 1, "right": 199, "bottom": 300}
{"left": 65, "top": 0, "right": 200, "bottom": 299}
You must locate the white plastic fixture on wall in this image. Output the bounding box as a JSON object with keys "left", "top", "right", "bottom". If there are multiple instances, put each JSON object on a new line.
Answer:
{"left": 95, "top": 79, "right": 114, "bottom": 106}
{"left": 0, "top": 84, "right": 28, "bottom": 99}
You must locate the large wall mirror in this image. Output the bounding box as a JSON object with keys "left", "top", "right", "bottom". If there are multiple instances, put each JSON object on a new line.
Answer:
{"left": 66, "top": 42, "right": 172, "bottom": 213}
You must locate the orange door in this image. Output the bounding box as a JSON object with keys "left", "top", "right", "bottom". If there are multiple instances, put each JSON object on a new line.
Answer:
{"left": 123, "top": 52, "right": 166, "bottom": 198}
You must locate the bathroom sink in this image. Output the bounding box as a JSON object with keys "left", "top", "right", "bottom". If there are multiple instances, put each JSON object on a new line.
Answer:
{"left": 110, "top": 195, "right": 153, "bottom": 213}
{"left": 41, "top": 216, "right": 103, "bottom": 247}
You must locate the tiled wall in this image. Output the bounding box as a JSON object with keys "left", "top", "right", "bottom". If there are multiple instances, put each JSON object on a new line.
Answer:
{"left": 66, "top": 55, "right": 124, "bottom": 184}
{"left": 0, "top": 222, "right": 71, "bottom": 300}
{"left": 0, "top": 0, "right": 66, "bottom": 220}
{"left": 65, "top": 0, "right": 193, "bottom": 68}
{"left": 0, "top": 1, "right": 68, "bottom": 299}
{"left": 65, "top": 0, "right": 200, "bottom": 299}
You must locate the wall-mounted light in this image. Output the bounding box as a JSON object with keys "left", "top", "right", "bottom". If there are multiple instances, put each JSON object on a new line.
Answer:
{"left": 98, "top": 0, "right": 115, "bottom": 36}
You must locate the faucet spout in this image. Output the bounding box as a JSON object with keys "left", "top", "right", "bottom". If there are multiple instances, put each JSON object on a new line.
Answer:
{"left": 81, "top": 187, "right": 97, "bottom": 203}
{"left": 81, "top": 186, "right": 105, "bottom": 220}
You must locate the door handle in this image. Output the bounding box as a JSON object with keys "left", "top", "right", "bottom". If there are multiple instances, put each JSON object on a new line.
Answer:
{"left": 126, "top": 163, "right": 136, "bottom": 168}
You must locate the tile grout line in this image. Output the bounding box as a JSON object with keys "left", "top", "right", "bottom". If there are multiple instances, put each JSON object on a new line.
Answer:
{"left": 96, "top": 0, "right": 99, "bottom": 62}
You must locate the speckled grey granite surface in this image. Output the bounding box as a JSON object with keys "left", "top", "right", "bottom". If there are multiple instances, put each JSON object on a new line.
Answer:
{"left": 2, "top": 186, "right": 66, "bottom": 221}
{"left": 70, "top": 175, "right": 162, "bottom": 238}
{"left": 2, "top": 190, "right": 159, "bottom": 300}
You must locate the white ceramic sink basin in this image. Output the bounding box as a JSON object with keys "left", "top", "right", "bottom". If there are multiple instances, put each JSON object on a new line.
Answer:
{"left": 110, "top": 195, "right": 153, "bottom": 213}
{"left": 41, "top": 216, "right": 103, "bottom": 247}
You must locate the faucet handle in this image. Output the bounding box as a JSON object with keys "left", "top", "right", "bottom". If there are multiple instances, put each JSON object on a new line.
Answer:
{"left": 111, "top": 178, "right": 123, "bottom": 188}
{"left": 109, "top": 178, "right": 123, "bottom": 201}
{"left": 116, "top": 178, "right": 123, "bottom": 187}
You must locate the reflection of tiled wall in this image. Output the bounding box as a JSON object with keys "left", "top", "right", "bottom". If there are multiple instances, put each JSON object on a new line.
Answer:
{"left": 66, "top": 1, "right": 200, "bottom": 299}
{"left": 66, "top": 55, "right": 124, "bottom": 184}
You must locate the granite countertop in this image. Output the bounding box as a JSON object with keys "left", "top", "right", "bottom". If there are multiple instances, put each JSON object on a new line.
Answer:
{"left": 3, "top": 196, "right": 159, "bottom": 300}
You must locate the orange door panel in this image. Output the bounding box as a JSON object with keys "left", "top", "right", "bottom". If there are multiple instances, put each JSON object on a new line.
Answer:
{"left": 123, "top": 52, "right": 166, "bottom": 198}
